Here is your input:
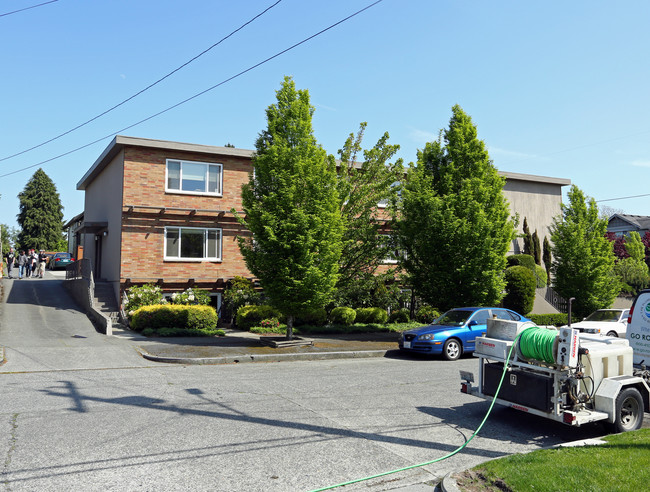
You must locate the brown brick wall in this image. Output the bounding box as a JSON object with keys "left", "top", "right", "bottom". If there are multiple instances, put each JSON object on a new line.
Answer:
{"left": 120, "top": 146, "right": 253, "bottom": 286}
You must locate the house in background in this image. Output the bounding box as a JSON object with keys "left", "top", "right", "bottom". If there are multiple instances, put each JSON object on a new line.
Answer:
{"left": 500, "top": 171, "right": 571, "bottom": 256}
{"left": 607, "top": 214, "right": 650, "bottom": 237}
{"left": 74, "top": 135, "right": 571, "bottom": 311}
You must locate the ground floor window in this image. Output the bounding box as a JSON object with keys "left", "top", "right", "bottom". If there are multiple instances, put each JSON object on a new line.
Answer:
{"left": 164, "top": 227, "right": 222, "bottom": 261}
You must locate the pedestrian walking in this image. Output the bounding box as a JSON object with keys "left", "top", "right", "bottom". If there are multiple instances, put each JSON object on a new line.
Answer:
{"left": 6, "top": 247, "right": 15, "bottom": 278}
{"left": 38, "top": 250, "right": 48, "bottom": 278}
{"left": 30, "top": 250, "right": 38, "bottom": 277}
{"left": 18, "top": 250, "right": 27, "bottom": 279}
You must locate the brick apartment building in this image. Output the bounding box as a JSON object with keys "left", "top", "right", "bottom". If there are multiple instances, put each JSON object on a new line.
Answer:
{"left": 74, "top": 135, "right": 570, "bottom": 310}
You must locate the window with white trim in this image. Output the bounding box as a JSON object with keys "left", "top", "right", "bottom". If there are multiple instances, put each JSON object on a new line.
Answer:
{"left": 164, "top": 227, "right": 222, "bottom": 261}
{"left": 166, "top": 159, "right": 223, "bottom": 195}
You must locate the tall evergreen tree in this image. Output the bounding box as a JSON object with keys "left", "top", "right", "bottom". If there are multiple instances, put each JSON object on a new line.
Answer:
{"left": 550, "top": 185, "right": 619, "bottom": 317}
{"left": 522, "top": 217, "right": 533, "bottom": 256}
{"left": 543, "top": 236, "right": 552, "bottom": 279}
{"left": 335, "top": 122, "right": 403, "bottom": 296}
{"left": 532, "top": 229, "right": 541, "bottom": 265}
{"left": 16, "top": 169, "right": 66, "bottom": 251}
{"left": 236, "top": 77, "right": 343, "bottom": 339}
{"left": 396, "top": 105, "right": 515, "bottom": 310}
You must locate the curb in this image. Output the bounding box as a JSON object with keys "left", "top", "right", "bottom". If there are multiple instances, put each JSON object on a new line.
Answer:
{"left": 136, "top": 347, "right": 391, "bottom": 365}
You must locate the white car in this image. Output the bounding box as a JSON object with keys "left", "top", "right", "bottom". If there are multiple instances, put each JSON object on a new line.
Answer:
{"left": 570, "top": 309, "right": 629, "bottom": 337}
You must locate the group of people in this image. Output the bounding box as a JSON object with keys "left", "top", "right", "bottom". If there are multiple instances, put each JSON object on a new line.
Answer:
{"left": 5, "top": 248, "right": 48, "bottom": 279}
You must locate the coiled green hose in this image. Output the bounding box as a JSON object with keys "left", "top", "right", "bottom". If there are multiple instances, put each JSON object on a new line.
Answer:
{"left": 518, "top": 326, "right": 557, "bottom": 364}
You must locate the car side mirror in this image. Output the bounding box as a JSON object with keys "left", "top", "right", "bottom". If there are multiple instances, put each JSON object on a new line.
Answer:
{"left": 468, "top": 320, "right": 478, "bottom": 327}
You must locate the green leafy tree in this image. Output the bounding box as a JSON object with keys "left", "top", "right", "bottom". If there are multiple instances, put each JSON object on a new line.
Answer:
{"left": 396, "top": 105, "right": 515, "bottom": 311}
{"left": 2, "top": 224, "right": 18, "bottom": 255}
{"left": 335, "top": 122, "right": 404, "bottom": 293}
{"left": 16, "top": 169, "right": 66, "bottom": 251}
{"left": 236, "top": 77, "right": 343, "bottom": 339}
{"left": 614, "top": 231, "right": 649, "bottom": 293}
{"left": 550, "top": 186, "right": 620, "bottom": 317}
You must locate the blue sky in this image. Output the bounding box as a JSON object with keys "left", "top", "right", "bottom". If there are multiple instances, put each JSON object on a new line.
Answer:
{"left": 1, "top": 0, "right": 649, "bottom": 230}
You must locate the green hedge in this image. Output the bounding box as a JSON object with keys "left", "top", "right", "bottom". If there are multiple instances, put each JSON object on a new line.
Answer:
{"left": 131, "top": 304, "right": 218, "bottom": 334}
{"left": 416, "top": 305, "right": 441, "bottom": 324}
{"left": 355, "top": 307, "right": 388, "bottom": 324}
{"left": 330, "top": 307, "right": 356, "bottom": 325}
{"left": 528, "top": 313, "right": 580, "bottom": 327}
{"left": 294, "top": 307, "right": 328, "bottom": 327}
{"left": 236, "top": 305, "right": 282, "bottom": 330}
{"left": 389, "top": 309, "right": 410, "bottom": 324}
{"left": 507, "top": 254, "right": 536, "bottom": 271}
{"left": 503, "top": 266, "right": 536, "bottom": 315}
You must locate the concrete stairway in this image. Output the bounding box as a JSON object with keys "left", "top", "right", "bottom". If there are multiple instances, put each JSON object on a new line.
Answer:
{"left": 93, "top": 282, "right": 121, "bottom": 325}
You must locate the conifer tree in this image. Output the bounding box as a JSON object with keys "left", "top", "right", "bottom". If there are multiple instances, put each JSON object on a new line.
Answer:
{"left": 522, "top": 217, "right": 533, "bottom": 256}
{"left": 532, "top": 229, "right": 541, "bottom": 265}
{"left": 236, "top": 77, "right": 343, "bottom": 339}
{"left": 543, "top": 236, "right": 552, "bottom": 279}
{"left": 396, "top": 105, "right": 515, "bottom": 310}
{"left": 16, "top": 169, "right": 66, "bottom": 251}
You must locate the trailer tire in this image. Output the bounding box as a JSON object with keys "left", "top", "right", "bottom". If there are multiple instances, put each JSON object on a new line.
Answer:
{"left": 610, "top": 387, "right": 644, "bottom": 433}
{"left": 443, "top": 339, "right": 462, "bottom": 361}
{"left": 606, "top": 331, "right": 618, "bottom": 337}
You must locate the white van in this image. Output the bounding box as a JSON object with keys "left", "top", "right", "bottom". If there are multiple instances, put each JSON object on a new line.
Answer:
{"left": 626, "top": 289, "right": 650, "bottom": 366}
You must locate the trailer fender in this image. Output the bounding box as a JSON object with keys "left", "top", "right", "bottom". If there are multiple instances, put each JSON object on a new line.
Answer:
{"left": 594, "top": 376, "right": 650, "bottom": 423}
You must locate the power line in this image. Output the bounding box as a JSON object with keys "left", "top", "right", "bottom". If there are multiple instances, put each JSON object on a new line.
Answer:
{"left": 0, "top": 0, "right": 283, "bottom": 163}
{"left": 597, "top": 193, "right": 650, "bottom": 203}
{"left": 0, "top": 0, "right": 58, "bottom": 18}
{"left": 0, "top": 0, "right": 386, "bottom": 179}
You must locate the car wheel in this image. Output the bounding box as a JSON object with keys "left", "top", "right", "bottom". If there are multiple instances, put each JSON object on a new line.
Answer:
{"left": 443, "top": 339, "right": 462, "bottom": 361}
{"left": 606, "top": 331, "right": 618, "bottom": 337}
{"left": 609, "top": 387, "right": 644, "bottom": 433}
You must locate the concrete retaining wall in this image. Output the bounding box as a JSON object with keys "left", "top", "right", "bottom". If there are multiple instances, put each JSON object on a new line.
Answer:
{"left": 63, "top": 278, "right": 112, "bottom": 336}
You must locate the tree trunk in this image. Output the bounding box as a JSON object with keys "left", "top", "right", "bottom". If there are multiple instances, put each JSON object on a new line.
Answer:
{"left": 286, "top": 315, "right": 294, "bottom": 340}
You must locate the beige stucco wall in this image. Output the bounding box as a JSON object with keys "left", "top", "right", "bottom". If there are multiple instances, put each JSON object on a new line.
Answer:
{"left": 502, "top": 177, "right": 564, "bottom": 256}
{"left": 81, "top": 149, "right": 125, "bottom": 285}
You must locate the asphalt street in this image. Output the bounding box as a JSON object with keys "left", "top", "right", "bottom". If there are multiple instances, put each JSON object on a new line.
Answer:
{"left": 0, "top": 274, "right": 640, "bottom": 491}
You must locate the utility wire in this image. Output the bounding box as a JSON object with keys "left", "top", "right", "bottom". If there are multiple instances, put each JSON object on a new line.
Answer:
{"left": 0, "top": 0, "right": 283, "bottom": 162}
{"left": 0, "top": 0, "right": 58, "bottom": 18}
{"left": 0, "top": 0, "right": 386, "bottom": 179}
{"left": 597, "top": 193, "right": 650, "bottom": 203}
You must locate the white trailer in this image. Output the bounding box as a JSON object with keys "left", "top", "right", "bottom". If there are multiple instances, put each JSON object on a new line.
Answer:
{"left": 460, "top": 319, "right": 650, "bottom": 432}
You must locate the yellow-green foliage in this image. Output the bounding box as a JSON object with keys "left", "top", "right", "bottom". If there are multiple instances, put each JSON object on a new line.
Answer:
{"left": 131, "top": 304, "right": 218, "bottom": 333}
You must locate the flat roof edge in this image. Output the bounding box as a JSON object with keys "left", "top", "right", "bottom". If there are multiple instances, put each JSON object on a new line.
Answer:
{"left": 499, "top": 170, "right": 571, "bottom": 186}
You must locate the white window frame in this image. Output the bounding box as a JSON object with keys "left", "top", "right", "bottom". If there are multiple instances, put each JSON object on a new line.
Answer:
{"left": 164, "top": 226, "right": 222, "bottom": 262}
{"left": 165, "top": 159, "right": 223, "bottom": 196}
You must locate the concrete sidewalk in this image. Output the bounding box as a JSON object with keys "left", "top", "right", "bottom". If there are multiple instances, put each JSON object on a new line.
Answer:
{"left": 112, "top": 326, "right": 404, "bottom": 365}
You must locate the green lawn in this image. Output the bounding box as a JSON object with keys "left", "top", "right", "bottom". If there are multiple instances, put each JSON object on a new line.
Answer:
{"left": 456, "top": 429, "right": 650, "bottom": 491}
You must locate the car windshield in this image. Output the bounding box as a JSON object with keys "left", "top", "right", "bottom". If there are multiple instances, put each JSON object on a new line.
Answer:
{"left": 584, "top": 310, "right": 621, "bottom": 322}
{"left": 432, "top": 309, "right": 473, "bottom": 326}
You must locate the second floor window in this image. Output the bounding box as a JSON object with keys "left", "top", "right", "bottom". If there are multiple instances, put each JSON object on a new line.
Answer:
{"left": 166, "top": 159, "right": 223, "bottom": 195}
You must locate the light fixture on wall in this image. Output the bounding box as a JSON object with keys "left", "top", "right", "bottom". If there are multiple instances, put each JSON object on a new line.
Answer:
{"left": 103, "top": 231, "right": 108, "bottom": 237}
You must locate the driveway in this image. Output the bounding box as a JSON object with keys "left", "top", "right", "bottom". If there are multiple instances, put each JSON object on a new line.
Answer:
{"left": 0, "top": 273, "right": 154, "bottom": 373}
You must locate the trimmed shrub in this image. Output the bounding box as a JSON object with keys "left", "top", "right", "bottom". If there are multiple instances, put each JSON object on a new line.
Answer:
{"left": 260, "top": 318, "right": 280, "bottom": 331}
{"left": 506, "top": 254, "right": 536, "bottom": 272}
{"left": 534, "top": 265, "right": 548, "bottom": 288}
{"left": 389, "top": 309, "right": 410, "bottom": 324}
{"left": 294, "top": 307, "right": 328, "bottom": 327}
{"left": 236, "top": 305, "right": 282, "bottom": 331}
{"left": 355, "top": 307, "right": 388, "bottom": 324}
{"left": 131, "top": 304, "right": 218, "bottom": 333}
{"left": 416, "top": 305, "right": 441, "bottom": 324}
{"left": 528, "top": 313, "right": 580, "bottom": 327}
{"left": 330, "top": 307, "right": 356, "bottom": 326}
{"left": 503, "top": 266, "right": 536, "bottom": 315}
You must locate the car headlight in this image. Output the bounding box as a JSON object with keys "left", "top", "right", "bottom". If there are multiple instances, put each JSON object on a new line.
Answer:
{"left": 418, "top": 334, "right": 435, "bottom": 341}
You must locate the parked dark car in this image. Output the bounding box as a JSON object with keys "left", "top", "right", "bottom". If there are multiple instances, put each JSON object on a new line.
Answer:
{"left": 399, "top": 307, "right": 530, "bottom": 360}
{"left": 48, "top": 252, "right": 75, "bottom": 270}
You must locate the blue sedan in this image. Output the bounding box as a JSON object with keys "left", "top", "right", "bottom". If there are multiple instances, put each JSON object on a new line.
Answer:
{"left": 399, "top": 307, "right": 529, "bottom": 360}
